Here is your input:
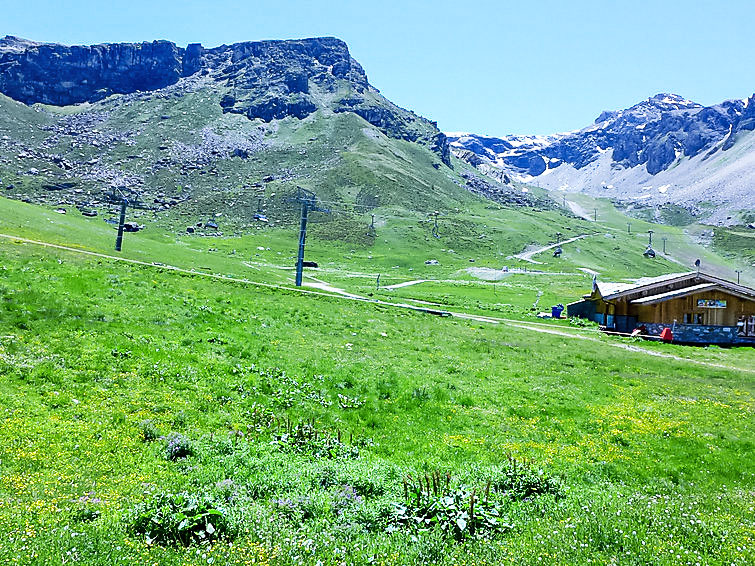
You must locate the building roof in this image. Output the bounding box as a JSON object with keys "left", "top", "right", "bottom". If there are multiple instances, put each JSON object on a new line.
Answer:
{"left": 595, "top": 271, "right": 755, "bottom": 301}
{"left": 596, "top": 272, "right": 694, "bottom": 298}
{"left": 631, "top": 283, "right": 755, "bottom": 305}
{"left": 630, "top": 283, "right": 717, "bottom": 305}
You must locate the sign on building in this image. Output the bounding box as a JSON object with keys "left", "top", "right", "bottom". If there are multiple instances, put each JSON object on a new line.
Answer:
{"left": 697, "top": 299, "right": 727, "bottom": 308}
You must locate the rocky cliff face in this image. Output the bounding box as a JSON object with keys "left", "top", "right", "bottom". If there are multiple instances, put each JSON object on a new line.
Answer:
{"left": 448, "top": 93, "right": 755, "bottom": 222}
{"left": 0, "top": 36, "right": 182, "bottom": 105}
{"left": 0, "top": 35, "right": 450, "bottom": 165}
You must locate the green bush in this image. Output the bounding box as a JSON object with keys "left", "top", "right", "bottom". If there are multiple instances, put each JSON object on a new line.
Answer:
{"left": 483, "top": 457, "right": 563, "bottom": 499}
{"left": 271, "top": 420, "right": 360, "bottom": 459}
{"left": 139, "top": 419, "right": 159, "bottom": 442}
{"left": 165, "top": 433, "right": 194, "bottom": 461}
{"left": 389, "top": 472, "right": 513, "bottom": 541}
{"left": 126, "top": 491, "right": 233, "bottom": 546}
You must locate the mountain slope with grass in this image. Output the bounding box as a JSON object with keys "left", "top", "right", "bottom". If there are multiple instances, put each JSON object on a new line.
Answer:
{"left": 0, "top": 34, "right": 481, "bottom": 234}
{"left": 0, "top": 202, "right": 753, "bottom": 566}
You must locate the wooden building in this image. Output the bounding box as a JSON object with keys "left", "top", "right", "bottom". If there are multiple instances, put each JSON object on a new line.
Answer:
{"left": 567, "top": 272, "right": 755, "bottom": 345}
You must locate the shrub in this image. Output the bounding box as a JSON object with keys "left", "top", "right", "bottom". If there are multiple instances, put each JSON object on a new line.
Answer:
{"left": 314, "top": 462, "right": 388, "bottom": 497}
{"left": 165, "top": 433, "right": 194, "bottom": 461}
{"left": 271, "top": 419, "right": 360, "bottom": 460}
{"left": 127, "top": 491, "right": 232, "bottom": 546}
{"left": 337, "top": 393, "right": 365, "bottom": 409}
{"left": 389, "top": 472, "right": 513, "bottom": 541}
{"left": 412, "top": 387, "right": 431, "bottom": 402}
{"left": 214, "top": 479, "right": 239, "bottom": 503}
{"left": 72, "top": 492, "right": 102, "bottom": 522}
{"left": 333, "top": 484, "right": 364, "bottom": 516}
{"left": 272, "top": 495, "right": 316, "bottom": 522}
{"left": 139, "top": 419, "right": 159, "bottom": 442}
{"left": 484, "top": 456, "right": 563, "bottom": 499}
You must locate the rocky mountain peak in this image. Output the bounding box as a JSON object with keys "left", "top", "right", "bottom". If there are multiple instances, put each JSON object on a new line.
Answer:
{"left": 0, "top": 35, "right": 55, "bottom": 53}
{"left": 0, "top": 36, "right": 450, "bottom": 165}
{"left": 645, "top": 92, "right": 700, "bottom": 109}
{"left": 595, "top": 93, "right": 702, "bottom": 125}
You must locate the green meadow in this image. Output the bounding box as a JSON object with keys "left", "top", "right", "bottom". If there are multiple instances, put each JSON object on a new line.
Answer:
{"left": 0, "top": 196, "right": 753, "bottom": 566}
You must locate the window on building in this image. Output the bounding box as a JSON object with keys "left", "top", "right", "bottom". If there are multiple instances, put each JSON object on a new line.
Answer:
{"left": 683, "top": 313, "right": 703, "bottom": 324}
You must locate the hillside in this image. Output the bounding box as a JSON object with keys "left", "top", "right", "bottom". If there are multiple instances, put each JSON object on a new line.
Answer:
{"left": 1, "top": 199, "right": 754, "bottom": 565}
{"left": 448, "top": 93, "right": 755, "bottom": 225}
{"left": 0, "top": 35, "right": 491, "bottom": 234}
{"left": 1, "top": 36, "right": 749, "bottom": 281}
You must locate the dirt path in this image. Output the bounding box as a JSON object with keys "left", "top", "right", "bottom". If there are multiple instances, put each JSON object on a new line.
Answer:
{"left": 495, "top": 320, "right": 754, "bottom": 374}
{"left": 2, "top": 233, "right": 750, "bottom": 375}
{"left": 513, "top": 234, "right": 589, "bottom": 264}
{"left": 383, "top": 279, "right": 433, "bottom": 290}
{"left": 302, "top": 277, "right": 368, "bottom": 300}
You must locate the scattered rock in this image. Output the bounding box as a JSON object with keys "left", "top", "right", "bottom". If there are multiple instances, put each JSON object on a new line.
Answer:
{"left": 43, "top": 182, "right": 77, "bottom": 191}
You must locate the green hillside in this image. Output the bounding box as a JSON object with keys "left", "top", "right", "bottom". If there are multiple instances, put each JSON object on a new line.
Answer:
{"left": 0, "top": 185, "right": 754, "bottom": 565}
{"left": 1, "top": 85, "right": 468, "bottom": 228}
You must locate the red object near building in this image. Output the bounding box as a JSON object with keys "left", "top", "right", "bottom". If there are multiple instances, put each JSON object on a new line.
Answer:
{"left": 660, "top": 327, "right": 673, "bottom": 342}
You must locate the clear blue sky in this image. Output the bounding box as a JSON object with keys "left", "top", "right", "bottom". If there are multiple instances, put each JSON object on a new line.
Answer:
{"left": 4, "top": 1, "right": 754, "bottom": 135}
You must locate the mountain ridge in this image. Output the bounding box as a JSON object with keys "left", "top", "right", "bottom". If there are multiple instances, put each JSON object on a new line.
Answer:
{"left": 448, "top": 92, "right": 755, "bottom": 224}
{"left": 0, "top": 35, "right": 451, "bottom": 165}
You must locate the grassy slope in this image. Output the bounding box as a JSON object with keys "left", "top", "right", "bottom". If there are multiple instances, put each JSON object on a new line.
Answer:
{"left": 554, "top": 191, "right": 754, "bottom": 285}
{"left": 0, "top": 202, "right": 753, "bottom": 565}
{"left": 3, "top": 84, "right": 747, "bottom": 287}
{"left": 713, "top": 227, "right": 755, "bottom": 271}
{"left": 0, "top": 192, "right": 689, "bottom": 314}
{"left": 1, "top": 85, "right": 471, "bottom": 226}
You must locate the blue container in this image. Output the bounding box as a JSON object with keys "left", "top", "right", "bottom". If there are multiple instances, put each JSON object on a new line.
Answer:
{"left": 551, "top": 304, "right": 564, "bottom": 318}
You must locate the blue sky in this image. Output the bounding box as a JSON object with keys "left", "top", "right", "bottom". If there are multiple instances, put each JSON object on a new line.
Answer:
{"left": 4, "top": 1, "right": 754, "bottom": 135}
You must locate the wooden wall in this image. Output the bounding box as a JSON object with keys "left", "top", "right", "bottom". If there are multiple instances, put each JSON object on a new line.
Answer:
{"left": 628, "top": 290, "right": 755, "bottom": 326}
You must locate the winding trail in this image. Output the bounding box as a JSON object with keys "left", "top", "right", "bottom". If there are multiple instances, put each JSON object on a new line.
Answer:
{"left": 302, "top": 277, "right": 367, "bottom": 300}
{"left": 383, "top": 279, "right": 433, "bottom": 290}
{"left": 513, "top": 234, "right": 589, "bottom": 264}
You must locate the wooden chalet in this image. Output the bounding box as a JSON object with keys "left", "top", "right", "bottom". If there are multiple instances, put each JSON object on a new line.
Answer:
{"left": 567, "top": 271, "right": 755, "bottom": 345}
